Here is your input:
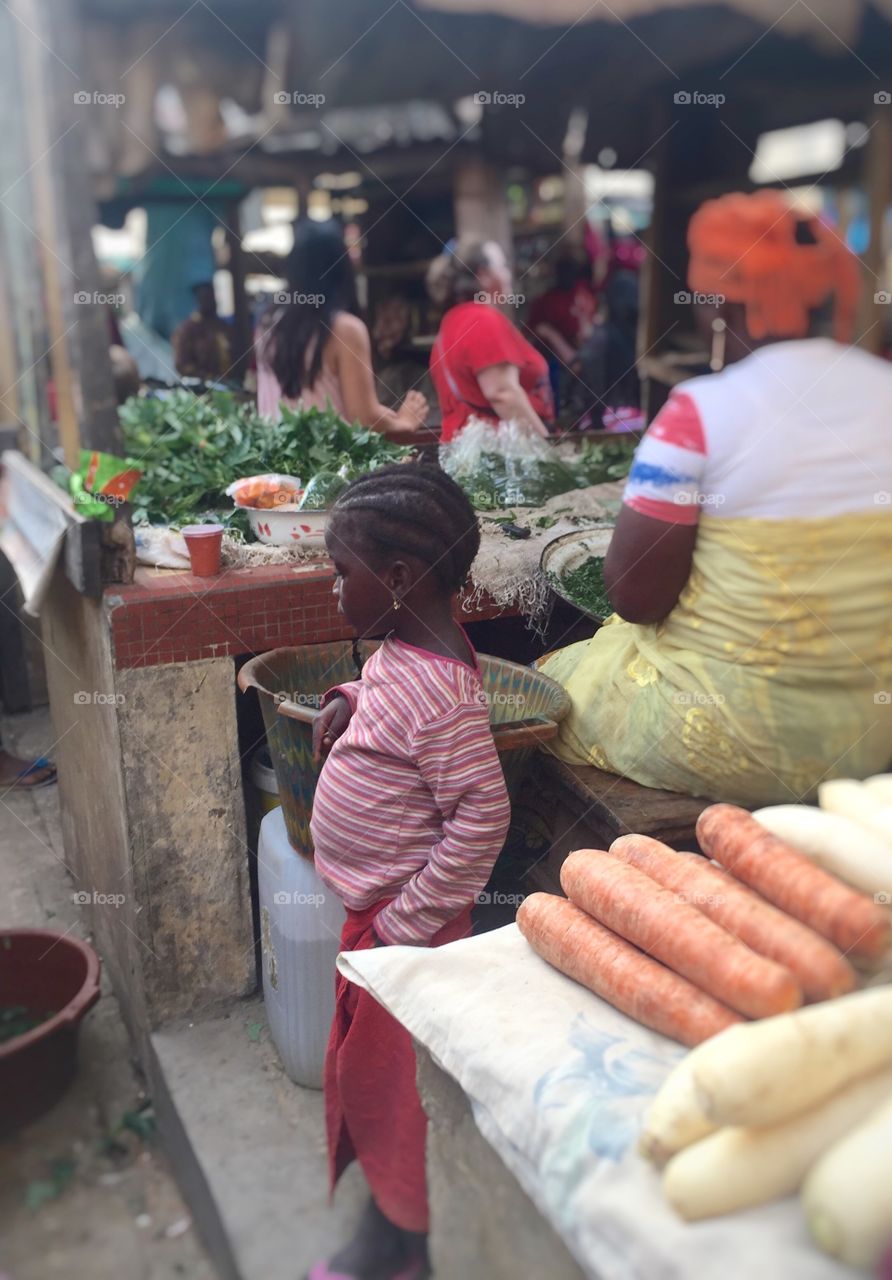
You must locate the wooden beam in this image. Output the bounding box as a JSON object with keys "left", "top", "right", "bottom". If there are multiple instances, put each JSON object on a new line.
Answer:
{"left": 12, "top": 0, "right": 123, "bottom": 462}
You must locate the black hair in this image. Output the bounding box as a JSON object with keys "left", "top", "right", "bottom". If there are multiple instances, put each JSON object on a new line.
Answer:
{"left": 265, "top": 218, "right": 358, "bottom": 398}
{"left": 329, "top": 463, "right": 480, "bottom": 593}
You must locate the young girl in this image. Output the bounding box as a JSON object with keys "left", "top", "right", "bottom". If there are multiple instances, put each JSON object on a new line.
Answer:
{"left": 308, "top": 464, "right": 511, "bottom": 1280}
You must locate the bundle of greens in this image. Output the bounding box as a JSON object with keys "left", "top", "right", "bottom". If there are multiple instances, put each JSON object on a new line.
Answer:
{"left": 118, "top": 391, "right": 409, "bottom": 529}
{"left": 441, "top": 420, "right": 634, "bottom": 512}
{"left": 573, "top": 437, "right": 637, "bottom": 488}
{"left": 552, "top": 555, "right": 613, "bottom": 619}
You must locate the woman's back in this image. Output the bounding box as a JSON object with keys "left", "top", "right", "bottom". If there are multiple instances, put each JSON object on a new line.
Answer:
{"left": 656, "top": 340, "right": 892, "bottom": 519}
{"left": 256, "top": 316, "right": 346, "bottom": 420}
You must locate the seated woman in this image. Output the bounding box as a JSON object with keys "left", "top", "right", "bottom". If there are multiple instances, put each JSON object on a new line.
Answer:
{"left": 256, "top": 218, "right": 427, "bottom": 434}
{"left": 427, "top": 237, "right": 554, "bottom": 441}
{"left": 541, "top": 190, "right": 892, "bottom": 806}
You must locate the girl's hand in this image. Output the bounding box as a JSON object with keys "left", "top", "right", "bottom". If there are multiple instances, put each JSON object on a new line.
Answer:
{"left": 312, "top": 695, "right": 353, "bottom": 761}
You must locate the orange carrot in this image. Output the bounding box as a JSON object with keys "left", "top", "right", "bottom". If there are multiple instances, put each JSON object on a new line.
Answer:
{"left": 609, "top": 833, "right": 857, "bottom": 1002}
{"left": 516, "top": 893, "right": 741, "bottom": 1047}
{"left": 560, "top": 849, "right": 802, "bottom": 1018}
{"left": 696, "top": 804, "right": 892, "bottom": 961}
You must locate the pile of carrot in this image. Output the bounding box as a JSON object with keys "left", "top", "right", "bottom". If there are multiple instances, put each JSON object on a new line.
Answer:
{"left": 516, "top": 803, "right": 891, "bottom": 1048}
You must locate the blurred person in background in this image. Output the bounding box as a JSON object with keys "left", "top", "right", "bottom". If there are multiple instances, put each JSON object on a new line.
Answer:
{"left": 256, "top": 219, "right": 427, "bottom": 435}
{"left": 372, "top": 294, "right": 435, "bottom": 415}
{"left": 569, "top": 268, "right": 643, "bottom": 430}
{"left": 171, "top": 281, "right": 233, "bottom": 382}
{"left": 528, "top": 252, "right": 597, "bottom": 401}
{"left": 427, "top": 237, "right": 554, "bottom": 441}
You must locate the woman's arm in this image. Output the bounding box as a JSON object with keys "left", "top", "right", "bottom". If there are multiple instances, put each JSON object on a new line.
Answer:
{"left": 477, "top": 362, "right": 549, "bottom": 438}
{"left": 330, "top": 313, "right": 427, "bottom": 433}
{"left": 604, "top": 504, "right": 697, "bottom": 624}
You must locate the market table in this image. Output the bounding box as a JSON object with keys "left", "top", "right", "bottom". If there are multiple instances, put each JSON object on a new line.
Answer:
{"left": 339, "top": 926, "right": 861, "bottom": 1280}
{"left": 40, "top": 556, "right": 513, "bottom": 1052}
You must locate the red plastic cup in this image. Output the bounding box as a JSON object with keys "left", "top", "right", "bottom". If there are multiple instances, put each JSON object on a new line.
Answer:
{"left": 182, "top": 523, "right": 223, "bottom": 577}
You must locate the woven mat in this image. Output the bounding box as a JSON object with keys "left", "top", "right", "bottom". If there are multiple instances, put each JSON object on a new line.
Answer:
{"left": 220, "top": 538, "right": 327, "bottom": 569}
{"left": 464, "top": 481, "right": 623, "bottom": 623}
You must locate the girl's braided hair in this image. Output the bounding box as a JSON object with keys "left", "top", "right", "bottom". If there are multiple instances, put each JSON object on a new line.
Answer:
{"left": 329, "top": 463, "right": 480, "bottom": 593}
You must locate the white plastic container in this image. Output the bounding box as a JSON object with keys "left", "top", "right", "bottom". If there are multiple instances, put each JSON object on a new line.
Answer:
{"left": 257, "top": 806, "right": 345, "bottom": 1088}
{"left": 243, "top": 505, "right": 327, "bottom": 548}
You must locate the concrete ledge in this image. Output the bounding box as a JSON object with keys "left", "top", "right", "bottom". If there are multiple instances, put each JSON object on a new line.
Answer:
{"left": 150, "top": 997, "right": 364, "bottom": 1280}
{"left": 418, "top": 1046, "right": 586, "bottom": 1280}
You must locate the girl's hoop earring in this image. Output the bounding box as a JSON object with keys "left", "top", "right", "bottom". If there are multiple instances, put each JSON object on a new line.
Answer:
{"left": 392, "top": 596, "right": 401, "bottom": 612}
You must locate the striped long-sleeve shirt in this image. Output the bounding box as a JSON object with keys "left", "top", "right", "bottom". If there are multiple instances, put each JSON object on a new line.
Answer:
{"left": 310, "top": 635, "right": 511, "bottom": 946}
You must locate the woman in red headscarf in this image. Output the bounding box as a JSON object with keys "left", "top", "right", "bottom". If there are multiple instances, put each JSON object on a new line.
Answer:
{"left": 541, "top": 190, "right": 892, "bottom": 805}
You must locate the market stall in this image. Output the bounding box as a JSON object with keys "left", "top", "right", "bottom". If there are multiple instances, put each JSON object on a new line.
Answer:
{"left": 36, "top": 387, "right": 635, "bottom": 1052}
{"left": 338, "top": 797, "right": 892, "bottom": 1280}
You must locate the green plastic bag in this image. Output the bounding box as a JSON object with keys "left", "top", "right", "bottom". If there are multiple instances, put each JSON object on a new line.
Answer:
{"left": 70, "top": 450, "right": 142, "bottom": 522}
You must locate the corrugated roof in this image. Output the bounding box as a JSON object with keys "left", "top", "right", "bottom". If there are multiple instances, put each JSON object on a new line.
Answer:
{"left": 416, "top": 0, "right": 892, "bottom": 47}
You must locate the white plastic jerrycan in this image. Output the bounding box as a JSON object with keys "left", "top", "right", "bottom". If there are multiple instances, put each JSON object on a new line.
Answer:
{"left": 257, "top": 806, "right": 345, "bottom": 1088}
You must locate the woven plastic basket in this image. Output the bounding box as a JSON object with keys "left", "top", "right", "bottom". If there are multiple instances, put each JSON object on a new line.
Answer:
{"left": 238, "top": 642, "right": 570, "bottom": 856}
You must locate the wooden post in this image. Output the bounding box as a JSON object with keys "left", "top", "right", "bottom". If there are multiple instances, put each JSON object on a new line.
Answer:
{"left": 0, "top": 2, "right": 51, "bottom": 464}
{"left": 453, "top": 153, "right": 512, "bottom": 255}
{"left": 861, "top": 107, "right": 892, "bottom": 355}
{"left": 0, "top": 260, "right": 20, "bottom": 427}
{"left": 12, "top": 0, "right": 123, "bottom": 463}
{"left": 224, "top": 203, "right": 253, "bottom": 383}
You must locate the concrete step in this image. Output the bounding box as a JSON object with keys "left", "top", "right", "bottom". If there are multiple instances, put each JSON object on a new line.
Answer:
{"left": 149, "top": 997, "right": 365, "bottom": 1280}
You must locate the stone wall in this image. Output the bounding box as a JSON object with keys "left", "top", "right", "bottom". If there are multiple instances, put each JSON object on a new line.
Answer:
{"left": 41, "top": 565, "right": 255, "bottom": 1053}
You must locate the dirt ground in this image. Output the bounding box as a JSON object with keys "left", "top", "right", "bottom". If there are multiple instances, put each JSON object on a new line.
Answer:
{"left": 0, "top": 707, "right": 216, "bottom": 1280}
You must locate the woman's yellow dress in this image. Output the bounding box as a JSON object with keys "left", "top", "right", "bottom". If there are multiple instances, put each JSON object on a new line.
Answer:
{"left": 541, "top": 513, "right": 892, "bottom": 805}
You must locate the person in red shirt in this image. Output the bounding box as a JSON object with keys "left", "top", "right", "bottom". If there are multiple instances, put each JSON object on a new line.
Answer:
{"left": 528, "top": 255, "right": 597, "bottom": 367}
{"left": 427, "top": 238, "right": 554, "bottom": 442}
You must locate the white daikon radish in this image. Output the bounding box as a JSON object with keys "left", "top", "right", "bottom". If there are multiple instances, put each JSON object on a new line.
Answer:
{"left": 691, "top": 987, "right": 892, "bottom": 1127}
{"left": 639, "top": 1056, "right": 716, "bottom": 1165}
{"left": 753, "top": 804, "right": 892, "bottom": 899}
{"left": 818, "top": 779, "right": 892, "bottom": 847}
{"left": 864, "top": 773, "right": 892, "bottom": 806}
{"left": 802, "top": 1091, "right": 892, "bottom": 1268}
{"left": 664, "top": 1066, "right": 892, "bottom": 1222}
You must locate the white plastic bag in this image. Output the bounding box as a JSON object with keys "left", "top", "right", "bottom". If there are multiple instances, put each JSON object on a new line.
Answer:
{"left": 134, "top": 526, "right": 191, "bottom": 569}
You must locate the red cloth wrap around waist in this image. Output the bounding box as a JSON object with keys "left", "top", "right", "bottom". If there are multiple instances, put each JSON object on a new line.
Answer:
{"left": 324, "top": 899, "right": 473, "bottom": 1233}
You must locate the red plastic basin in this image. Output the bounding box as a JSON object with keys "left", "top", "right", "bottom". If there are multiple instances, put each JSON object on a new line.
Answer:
{"left": 0, "top": 929, "right": 101, "bottom": 1137}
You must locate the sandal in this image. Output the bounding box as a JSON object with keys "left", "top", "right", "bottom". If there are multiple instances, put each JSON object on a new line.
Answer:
{"left": 4, "top": 756, "right": 58, "bottom": 790}
{"left": 307, "top": 1258, "right": 427, "bottom": 1280}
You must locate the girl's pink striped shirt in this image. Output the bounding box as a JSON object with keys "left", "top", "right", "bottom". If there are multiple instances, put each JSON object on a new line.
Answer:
{"left": 310, "top": 636, "right": 511, "bottom": 946}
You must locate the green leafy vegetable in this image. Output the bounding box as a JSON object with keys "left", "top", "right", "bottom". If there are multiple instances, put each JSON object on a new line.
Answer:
{"left": 554, "top": 556, "right": 613, "bottom": 619}
{"left": 119, "top": 391, "right": 409, "bottom": 530}
{"left": 453, "top": 437, "right": 634, "bottom": 511}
